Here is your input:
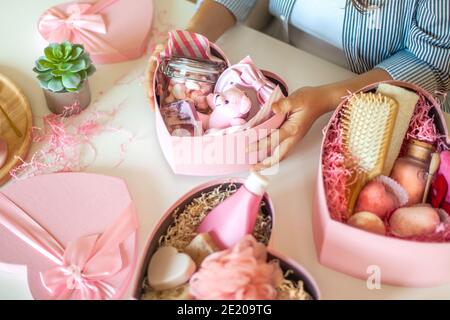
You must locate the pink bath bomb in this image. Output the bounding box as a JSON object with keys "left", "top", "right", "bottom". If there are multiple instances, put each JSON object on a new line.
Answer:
{"left": 389, "top": 205, "right": 440, "bottom": 238}
{"left": 348, "top": 211, "right": 386, "bottom": 235}
{"left": 355, "top": 180, "right": 399, "bottom": 219}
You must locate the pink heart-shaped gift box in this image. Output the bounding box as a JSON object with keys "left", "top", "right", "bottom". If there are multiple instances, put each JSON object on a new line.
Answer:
{"left": 313, "top": 81, "right": 450, "bottom": 287}
{"left": 131, "top": 178, "right": 321, "bottom": 300}
{"left": 0, "top": 172, "right": 138, "bottom": 299}
{"left": 38, "top": 0, "right": 154, "bottom": 64}
{"left": 153, "top": 40, "right": 288, "bottom": 176}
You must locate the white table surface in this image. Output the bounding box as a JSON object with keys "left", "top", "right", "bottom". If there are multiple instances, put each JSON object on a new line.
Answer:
{"left": 1, "top": 0, "right": 449, "bottom": 300}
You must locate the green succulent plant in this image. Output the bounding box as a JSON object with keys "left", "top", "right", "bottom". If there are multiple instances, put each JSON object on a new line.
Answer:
{"left": 33, "top": 42, "right": 96, "bottom": 93}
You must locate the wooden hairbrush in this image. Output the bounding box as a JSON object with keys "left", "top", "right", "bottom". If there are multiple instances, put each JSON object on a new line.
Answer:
{"left": 341, "top": 92, "right": 399, "bottom": 216}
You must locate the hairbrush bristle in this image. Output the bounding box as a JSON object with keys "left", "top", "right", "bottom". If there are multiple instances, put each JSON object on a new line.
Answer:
{"left": 341, "top": 92, "right": 399, "bottom": 215}
{"left": 341, "top": 92, "right": 398, "bottom": 174}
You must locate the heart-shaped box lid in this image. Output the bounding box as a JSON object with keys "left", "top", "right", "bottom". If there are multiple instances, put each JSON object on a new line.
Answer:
{"left": 0, "top": 172, "right": 138, "bottom": 299}
{"left": 38, "top": 0, "right": 154, "bottom": 64}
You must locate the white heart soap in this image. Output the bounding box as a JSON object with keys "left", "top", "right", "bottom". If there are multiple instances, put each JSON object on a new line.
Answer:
{"left": 147, "top": 246, "right": 196, "bottom": 291}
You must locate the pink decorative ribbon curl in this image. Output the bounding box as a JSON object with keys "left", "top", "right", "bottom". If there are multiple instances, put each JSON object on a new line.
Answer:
{"left": 38, "top": 1, "right": 120, "bottom": 56}
{"left": 0, "top": 192, "right": 138, "bottom": 300}
{"left": 222, "top": 57, "right": 277, "bottom": 105}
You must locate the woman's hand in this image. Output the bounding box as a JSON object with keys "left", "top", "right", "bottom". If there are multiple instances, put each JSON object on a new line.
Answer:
{"left": 145, "top": 0, "right": 235, "bottom": 111}
{"left": 248, "top": 86, "right": 328, "bottom": 170}
{"left": 249, "top": 69, "right": 392, "bottom": 170}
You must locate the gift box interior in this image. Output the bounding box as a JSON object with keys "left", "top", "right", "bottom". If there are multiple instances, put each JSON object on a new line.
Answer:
{"left": 314, "top": 81, "right": 450, "bottom": 287}
{"left": 133, "top": 179, "right": 320, "bottom": 300}
{"left": 152, "top": 31, "right": 288, "bottom": 176}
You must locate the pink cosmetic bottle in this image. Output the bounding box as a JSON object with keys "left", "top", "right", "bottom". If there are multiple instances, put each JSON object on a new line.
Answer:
{"left": 197, "top": 172, "right": 269, "bottom": 249}
{"left": 390, "top": 139, "right": 434, "bottom": 206}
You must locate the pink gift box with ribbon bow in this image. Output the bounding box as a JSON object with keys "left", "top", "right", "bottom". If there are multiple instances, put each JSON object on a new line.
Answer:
{"left": 153, "top": 31, "right": 288, "bottom": 176}
{"left": 0, "top": 173, "right": 138, "bottom": 299}
{"left": 38, "top": 0, "right": 154, "bottom": 64}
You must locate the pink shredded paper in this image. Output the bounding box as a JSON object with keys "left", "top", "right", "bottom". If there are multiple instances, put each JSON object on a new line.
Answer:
{"left": 322, "top": 113, "right": 353, "bottom": 222}
{"left": 10, "top": 100, "right": 136, "bottom": 180}
{"left": 404, "top": 93, "right": 448, "bottom": 152}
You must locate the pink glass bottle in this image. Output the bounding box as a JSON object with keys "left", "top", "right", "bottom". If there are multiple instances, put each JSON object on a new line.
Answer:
{"left": 390, "top": 139, "right": 434, "bottom": 206}
{"left": 197, "top": 172, "right": 269, "bottom": 249}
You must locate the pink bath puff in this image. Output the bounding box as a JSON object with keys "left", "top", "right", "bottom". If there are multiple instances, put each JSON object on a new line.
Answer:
{"left": 189, "top": 235, "right": 283, "bottom": 300}
{"left": 355, "top": 176, "right": 408, "bottom": 219}
{"left": 389, "top": 205, "right": 440, "bottom": 238}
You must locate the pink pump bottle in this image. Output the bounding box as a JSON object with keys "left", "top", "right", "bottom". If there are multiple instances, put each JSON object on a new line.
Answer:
{"left": 197, "top": 172, "right": 269, "bottom": 249}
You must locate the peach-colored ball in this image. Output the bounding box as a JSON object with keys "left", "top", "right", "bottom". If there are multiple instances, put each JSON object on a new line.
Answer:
{"left": 389, "top": 205, "right": 440, "bottom": 238}
{"left": 172, "top": 83, "right": 186, "bottom": 100}
{"left": 348, "top": 211, "right": 386, "bottom": 235}
{"left": 355, "top": 180, "right": 399, "bottom": 219}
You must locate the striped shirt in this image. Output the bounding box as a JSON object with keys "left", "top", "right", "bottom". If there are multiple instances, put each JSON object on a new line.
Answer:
{"left": 214, "top": 0, "right": 450, "bottom": 111}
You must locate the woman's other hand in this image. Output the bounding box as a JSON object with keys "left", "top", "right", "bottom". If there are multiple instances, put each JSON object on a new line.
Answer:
{"left": 249, "top": 68, "right": 392, "bottom": 170}
{"left": 145, "top": 0, "right": 236, "bottom": 111}
{"left": 248, "top": 86, "right": 328, "bottom": 170}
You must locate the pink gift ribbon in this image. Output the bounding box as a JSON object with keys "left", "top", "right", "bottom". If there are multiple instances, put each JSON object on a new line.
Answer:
{"left": 0, "top": 192, "right": 138, "bottom": 300}
{"left": 224, "top": 59, "right": 277, "bottom": 105}
{"left": 38, "top": 0, "right": 121, "bottom": 56}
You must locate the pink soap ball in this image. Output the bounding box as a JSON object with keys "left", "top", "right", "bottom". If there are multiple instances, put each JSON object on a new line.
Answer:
{"left": 348, "top": 211, "right": 386, "bottom": 235}
{"left": 190, "top": 90, "right": 203, "bottom": 99}
{"left": 389, "top": 205, "right": 440, "bottom": 238}
{"left": 199, "top": 83, "right": 213, "bottom": 94}
{"left": 194, "top": 96, "right": 209, "bottom": 112}
{"left": 438, "top": 151, "right": 450, "bottom": 203}
{"left": 355, "top": 179, "right": 400, "bottom": 219}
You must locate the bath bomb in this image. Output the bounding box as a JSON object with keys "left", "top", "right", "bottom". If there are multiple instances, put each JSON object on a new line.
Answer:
{"left": 389, "top": 205, "right": 440, "bottom": 238}
{"left": 355, "top": 179, "right": 401, "bottom": 219}
{"left": 348, "top": 211, "right": 386, "bottom": 235}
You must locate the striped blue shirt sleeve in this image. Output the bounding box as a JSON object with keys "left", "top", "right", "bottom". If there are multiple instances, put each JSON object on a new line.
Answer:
{"left": 213, "top": 0, "right": 257, "bottom": 21}
{"left": 376, "top": 0, "right": 450, "bottom": 94}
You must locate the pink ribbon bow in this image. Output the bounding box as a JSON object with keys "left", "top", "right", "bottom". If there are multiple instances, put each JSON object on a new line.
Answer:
{"left": 225, "top": 58, "right": 277, "bottom": 105}
{"left": 39, "top": 4, "right": 107, "bottom": 43}
{"left": 0, "top": 192, "right": 138, "bottom": 300}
